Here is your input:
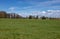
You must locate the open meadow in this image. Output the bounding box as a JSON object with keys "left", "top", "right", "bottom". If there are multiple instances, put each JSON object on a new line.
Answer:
{"left": 0, "top": 19, "right": 60, "bottom": 39}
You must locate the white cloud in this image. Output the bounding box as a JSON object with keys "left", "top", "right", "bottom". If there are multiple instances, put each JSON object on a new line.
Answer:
{"left": 8, "top": 7, "right": 21, "bottom": 13}
{"left": 47, "top": 10, "right": 60, "bottom": 13}
{"left": 46, "top": 10, "right": 60, "bottom": 18}
{"left": 18, "top": 10, "right": 60, "bottom": 18}
{"left": 14, "top": 0, "right": 60, "bottom": 15}
{"left": 41, "top": 11, "right": 46, "bottom": 14}
{"left": 18, "top": 0, "right": 60, "bottom": 10}
{"left": 7, "top": 0, "right": 60, "bottom": 18}
{"left": 9, "top": 7, "right": 16, "bottom": 11}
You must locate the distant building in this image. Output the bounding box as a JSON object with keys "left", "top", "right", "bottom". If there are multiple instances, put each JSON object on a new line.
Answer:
{"left": 0, "top": 11, "right": 24, "bottom": 18}
{"left": 7, "top": 13, "right": 23, "bottom": 18}
{"left": 0, "top": 11, "right": 7, "bottom": 18}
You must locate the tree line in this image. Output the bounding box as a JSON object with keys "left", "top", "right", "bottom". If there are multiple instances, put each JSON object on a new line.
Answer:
{"left": 0, "top": 11, "right": 23, "bottom": 19}
{"left": 0, "top": 11, "right": 60, "bottom": 19}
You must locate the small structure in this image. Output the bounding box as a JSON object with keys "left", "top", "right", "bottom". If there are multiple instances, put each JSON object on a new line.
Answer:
{"left": 0, "top": 11, "right": 23, "bottom": 19}
{"left": 7, "top": 13, "right": 23, "bottom": 19}
{"left": 0, "top": 11, "right": 7, "bottom": 18}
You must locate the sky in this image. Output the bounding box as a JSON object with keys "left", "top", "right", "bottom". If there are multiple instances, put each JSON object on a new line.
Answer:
{"left": 0, "top": 0, "right": 60, "bottom": 18}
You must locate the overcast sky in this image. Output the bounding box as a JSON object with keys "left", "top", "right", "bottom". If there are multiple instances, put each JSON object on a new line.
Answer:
{"left": 0, "top": 0, "right": 60, "bottom": 17}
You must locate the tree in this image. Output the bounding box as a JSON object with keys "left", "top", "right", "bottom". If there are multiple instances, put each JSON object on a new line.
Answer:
{"left": 41, "top": 16, "right": 46, "bottom": 19}
{"left": 36, "top": 16, "right": 38, "bottom": 19}
{"left": 29, "top": 15, "right": 32, "bottom": 19}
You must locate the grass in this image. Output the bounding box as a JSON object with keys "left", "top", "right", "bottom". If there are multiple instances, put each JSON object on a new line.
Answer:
{"left": 0, "top": 19, "right": 60, "bottom": 39}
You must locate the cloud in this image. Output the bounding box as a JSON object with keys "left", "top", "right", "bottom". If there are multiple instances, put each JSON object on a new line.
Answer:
{"left": 7, "top": 0, "right": 60, "bottom": 18}
{"left": 8, "top": 7, "right": 21, "bottom": 13}
{"left": 18, "top": 10, "right": 60, "bottom": 18}
{"left": 9, "top": 7, "right": 16, "bottom": 11}
{"left": 18, "top": 0, "right": 60, "bottom": 10}
{"left": 11, "top": 0, "right": 60, "bottom": 13}
{"left": 45, "top": 10, "right": 60, "bottom": 18}
{"left": 47, "top": 10, "right": 60, "bottom": 13}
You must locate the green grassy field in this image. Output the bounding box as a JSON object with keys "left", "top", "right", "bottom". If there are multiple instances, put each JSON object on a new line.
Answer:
{"left": 0, "top": 19, "right": 60, "bottom": 39}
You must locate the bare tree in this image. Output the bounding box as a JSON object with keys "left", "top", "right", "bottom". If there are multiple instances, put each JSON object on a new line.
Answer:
{"left": 35, "top": 16, "right": 38, "bottom": 19}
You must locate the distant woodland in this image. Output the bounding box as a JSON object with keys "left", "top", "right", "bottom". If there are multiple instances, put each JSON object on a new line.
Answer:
{"left": 0, "top": 11, "right": 60, "bottom": 19}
